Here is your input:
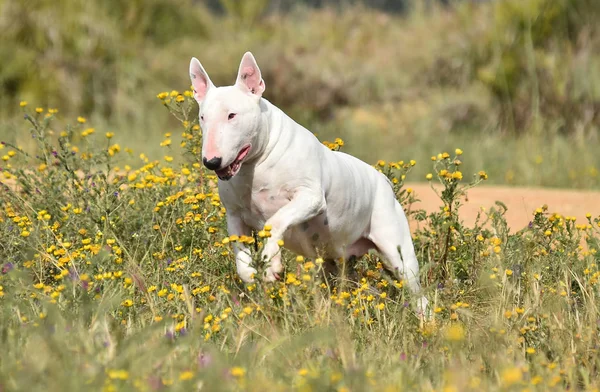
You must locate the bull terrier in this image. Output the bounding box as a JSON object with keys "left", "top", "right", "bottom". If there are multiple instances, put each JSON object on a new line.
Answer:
{"left": 189, "top": 52, "right": 428, "bottom": 314}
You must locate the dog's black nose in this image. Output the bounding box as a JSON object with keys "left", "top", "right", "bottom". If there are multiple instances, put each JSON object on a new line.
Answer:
{"left": 203, "top": 157, "right": 222, "bottom": 170}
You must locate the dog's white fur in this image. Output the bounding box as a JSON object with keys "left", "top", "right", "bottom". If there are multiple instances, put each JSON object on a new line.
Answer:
{"left": 189, "top": 52, "right": 428, "bottom": 313}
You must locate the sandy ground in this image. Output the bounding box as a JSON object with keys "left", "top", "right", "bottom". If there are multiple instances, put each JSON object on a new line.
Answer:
{"left": 406, "top": 183, "right": 600, "bottom": 231}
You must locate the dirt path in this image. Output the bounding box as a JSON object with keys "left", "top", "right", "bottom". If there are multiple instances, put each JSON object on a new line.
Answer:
{"left": 406, "top": 183, "right": 600, "bottom": 231}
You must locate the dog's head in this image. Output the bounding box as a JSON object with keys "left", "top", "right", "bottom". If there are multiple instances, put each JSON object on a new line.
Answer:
{"left": 189, "top": 52, "right": 266, "bottom": 181}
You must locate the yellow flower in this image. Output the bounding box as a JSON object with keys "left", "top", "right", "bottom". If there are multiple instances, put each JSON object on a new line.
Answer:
{"left": 179, "top": 371, "right": 194, "bottom": 381}
{"left": 505, "top": 269, "right": 513, "bottom": 276}
{"left": 478, "top": 171, "right": 488, "bottom": 180}
{"left": 501, "top": 367, "right": 522, "bottom": 386}
{"left": 164, "top": 156, "right": 173, "bottom": 162}
{"left": 377, "top": 160, "right": 386, "bottom": 167}
{"left": 455, "top": 148, "right": 463, "bottom": 155}
{"left": 77, "top": 116, "right": 87, "bottom": 124}
{"left": 451, "top": 171, "right": 463, "bottom": 180}
{"left": 230, "top": 367, "right": 245, "bottom": 377}
{"left": 426, "top": 173, "right": 433, "bottom": 180}
{"left": 81, "top": 128, "right": 95, "bottom": 137}
{"left": 19, "top": 101, "right": 28, "bottom": 107}
{"left": 35, "top": 107, "right": 44, "bottom": 113}
{"left": 105, "top": 132, "right": 114, "bottom": 139}
{"left": 526, "top": 347, "right": 536, "bottom": 354}
{"left": 108, "top": 370, "right": 129, "bottom": 380}
{"left": 121, "top": 299, "right": 133, "bottom": 307}
{"left": 445, "top": 323, "right": 465, "bottom": 341}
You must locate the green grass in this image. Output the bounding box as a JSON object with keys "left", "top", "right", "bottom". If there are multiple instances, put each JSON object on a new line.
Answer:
{"left": 1, "top": 101, "right": 600, "bottom": 391}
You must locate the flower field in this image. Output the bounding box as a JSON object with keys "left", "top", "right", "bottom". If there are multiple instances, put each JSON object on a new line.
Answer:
{"left": 1, "top": 92, "right": 600, "bottom": 391}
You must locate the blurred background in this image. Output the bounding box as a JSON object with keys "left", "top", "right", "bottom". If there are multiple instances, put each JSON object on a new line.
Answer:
{"left": 1, "top": 0, "right": 599, "bottom": 188}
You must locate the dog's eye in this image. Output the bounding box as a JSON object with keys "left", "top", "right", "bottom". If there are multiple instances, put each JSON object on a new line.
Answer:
{"left": 200, "top": 115, "right": 204, "bottom": 121}
{"left": 228, "top": 113, "right": 236, "bottom": 120}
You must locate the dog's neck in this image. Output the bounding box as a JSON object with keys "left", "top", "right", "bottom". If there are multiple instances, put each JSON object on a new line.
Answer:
{"left": 248, "top": 98, "right": 294, "bottom": 166}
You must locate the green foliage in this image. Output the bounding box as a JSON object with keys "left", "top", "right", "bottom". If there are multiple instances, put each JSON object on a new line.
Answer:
{"left": 463, "top": 0, "right": 600, "bottom": 133}
{"left": 1, "top": 95, "right": 600, "bottom": 391}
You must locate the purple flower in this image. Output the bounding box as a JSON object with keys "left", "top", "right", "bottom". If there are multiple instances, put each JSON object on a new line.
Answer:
{"left": 147, "top": 376, "right": 162, "bottom": 391}
{"left": 2, "top": 263, "right": 13, "bottom": 274}
{"left": 399, "top": 352, "right": 407, "bottom": 361}
{"left": 198, "top": 352, "right": 213, "bottom": 368}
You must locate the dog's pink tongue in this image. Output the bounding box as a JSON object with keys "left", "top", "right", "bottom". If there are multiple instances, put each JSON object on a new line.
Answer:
{"left": 237, "top": 146, "right": 250, "bottom": 161}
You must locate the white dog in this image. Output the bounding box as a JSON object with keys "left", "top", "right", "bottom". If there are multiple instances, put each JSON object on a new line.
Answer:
{"left": 189, "top": 52, "right": 428, "bottom": 314}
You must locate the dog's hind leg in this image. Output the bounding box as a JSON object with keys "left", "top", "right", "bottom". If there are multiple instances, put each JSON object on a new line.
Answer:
{"left": 368, "top": 200, "right": 428, "bottom": 316}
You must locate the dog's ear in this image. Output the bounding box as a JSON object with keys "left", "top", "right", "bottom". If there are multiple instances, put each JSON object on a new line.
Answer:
{"left": 189, "top": 57, "right": 214, "bottom": 104}
{"left": 235, "top": 52, "right": 265, "bottom": 97}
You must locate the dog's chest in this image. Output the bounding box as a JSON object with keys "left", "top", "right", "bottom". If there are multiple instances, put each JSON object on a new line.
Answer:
{"left": 222, "top": 183, "right": 293, "bottom": 229}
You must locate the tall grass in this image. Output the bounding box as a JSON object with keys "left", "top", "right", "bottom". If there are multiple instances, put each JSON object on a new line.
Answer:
{"left": 1, "top": 94, "right": 599, "bottom": 391}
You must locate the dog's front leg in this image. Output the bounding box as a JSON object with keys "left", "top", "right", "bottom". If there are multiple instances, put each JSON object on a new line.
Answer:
{"left": 226, "top": 212, "right": 257, "bottom": 283}
{"left": 262, "top": 188, "right": 326, "bottom": 281}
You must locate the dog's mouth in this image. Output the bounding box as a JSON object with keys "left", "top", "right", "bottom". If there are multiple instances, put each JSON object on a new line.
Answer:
{"left": 215, "top": 145, "right": 251, "bottom": 181}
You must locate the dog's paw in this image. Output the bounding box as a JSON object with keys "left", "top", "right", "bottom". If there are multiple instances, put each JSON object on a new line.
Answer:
{"left": 260, "top": 239, "right": 280, "bottom": 263}
{"left": 237, "top": 266, "right": 258, "bottom": 283}
{"left": 263, "top": 269, "right": 281, "bottom": 282}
